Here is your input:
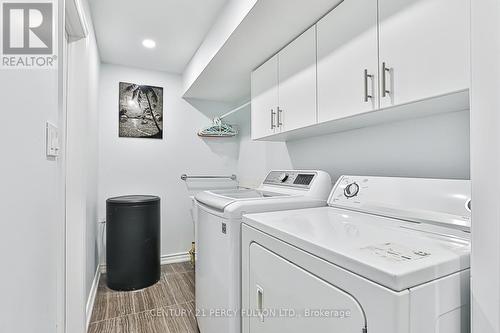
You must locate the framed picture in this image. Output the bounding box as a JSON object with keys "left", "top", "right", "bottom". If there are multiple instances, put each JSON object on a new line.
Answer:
{"left": 119, "top": 82, "right": 163, "bottom": 139}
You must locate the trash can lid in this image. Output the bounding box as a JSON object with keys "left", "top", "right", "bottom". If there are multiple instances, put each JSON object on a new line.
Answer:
{"left": 106, "top": 195, "right": 160, "bottom": 205}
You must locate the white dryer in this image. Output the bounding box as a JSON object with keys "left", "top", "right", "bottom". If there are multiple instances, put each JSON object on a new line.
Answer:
{"left": 194, "top": 170, "right": 332, "bottom": 333}
{"left": 242, "top": 175, "right": 471, "bottom": 333}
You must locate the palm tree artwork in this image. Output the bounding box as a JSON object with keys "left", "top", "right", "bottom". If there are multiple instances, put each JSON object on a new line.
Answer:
{"left": 119, "top": 82, "right": 163, "bottom": 139}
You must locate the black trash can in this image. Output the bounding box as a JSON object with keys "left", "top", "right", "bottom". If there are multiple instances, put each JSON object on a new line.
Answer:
{"left": 106, "top": 195, "right": 160, "bottom": 291}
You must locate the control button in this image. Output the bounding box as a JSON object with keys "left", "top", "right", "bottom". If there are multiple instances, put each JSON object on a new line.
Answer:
{"left": 279, "top": 172, "right": 289, "bottom": 182}
{"left": 344, "top": 183, "right": 359, "bottom": 198}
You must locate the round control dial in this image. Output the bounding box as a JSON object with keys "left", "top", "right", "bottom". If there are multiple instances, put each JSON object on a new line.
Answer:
{"left": 278, "top": 172, "right": 289, "bottom": 182}
{"left": 344, "top": 182, "right": 359, "bottom": 198}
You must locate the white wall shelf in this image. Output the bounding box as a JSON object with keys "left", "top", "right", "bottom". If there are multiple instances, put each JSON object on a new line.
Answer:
{"left": 256, "top": 89, "right": 470, "bottom": 142}
{"left": 182, "top": 0, "right": 343, "bottom": 103}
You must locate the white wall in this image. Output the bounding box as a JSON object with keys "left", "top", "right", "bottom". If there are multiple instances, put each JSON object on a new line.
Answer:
{"left": 237, "top": 110, "right": 470, "bottom": 186}
{"left": 236, "top": 105, "right": 292, "bottom": 187}
{"left": 470, "top": 0, "right": 500, "bottom": 331}
{"left": 98, "top": 64, "right": 239, "bottom": 258}
{"left": 0, "top": 66, "right": 62, "bottom": 333}
{"left": 0, "top": 10, "right": 64, "bottom": 333}
{"left": 83, "top": 7, "right": 100, "bottom": 303}
{"left": 64, "top": 0, "right": 101, "bottom": 331}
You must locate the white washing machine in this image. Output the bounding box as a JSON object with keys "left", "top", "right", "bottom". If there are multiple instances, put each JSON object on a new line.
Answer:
{"left": 194, "top": 170, "right": 332, "bottom": 333}
{"left": 242, "top": 175, "right": 471, "bottom": 333}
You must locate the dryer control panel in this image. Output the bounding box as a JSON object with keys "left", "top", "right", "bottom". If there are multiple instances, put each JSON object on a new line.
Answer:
{"left": 328, "top": 175, "right": 472, "bottom": 232}
{"left": 263, "top": 171, "right": 317, "bottom": 188}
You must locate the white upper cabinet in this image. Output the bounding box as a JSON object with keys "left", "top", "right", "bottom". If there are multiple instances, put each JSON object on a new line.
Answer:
{"left": 251, "top": 54, "right": 279, "bottom": 140}
{"left": 317, "top": 0, "right": 379, "bottom": 123}
{"left": 250, "top": 0, "right": 470, "bottom": 141}
{"left": 277, "top": 26, "right": 317, "bottom": 132}
{"left": 378, "top": 0, "right": 470, "bottom": 108}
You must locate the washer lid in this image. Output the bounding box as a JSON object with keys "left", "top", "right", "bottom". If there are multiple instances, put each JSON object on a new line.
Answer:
{"left": 243, "top": 206, "right": 470, "bottom": 292}
{"left": 107, "top": 195, "right": 160, "bottom": 205}
{"left": 195, "top": 189, "right": 288, "bottom": 211}
{"left": 212, "top": 189, "right": 287, "bottom": 199}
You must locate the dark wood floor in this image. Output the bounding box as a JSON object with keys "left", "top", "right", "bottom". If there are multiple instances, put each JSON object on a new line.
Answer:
{"left": 88, "top": 262, "right": 198, "bottom": 333}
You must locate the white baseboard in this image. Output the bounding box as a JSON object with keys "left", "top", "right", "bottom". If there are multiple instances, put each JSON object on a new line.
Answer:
{"left": 86, "top": 267, "right": 101, "bottom": 330}
{"left": 161, "top": 252, "right": 190, "bottom": 265}
{"left": 99, "top": 252, "right": 190, "bottom": 274}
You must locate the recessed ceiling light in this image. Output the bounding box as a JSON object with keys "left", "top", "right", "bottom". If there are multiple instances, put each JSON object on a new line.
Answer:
{"left": 142, "top": 39, "right": 156, "bottom": 49}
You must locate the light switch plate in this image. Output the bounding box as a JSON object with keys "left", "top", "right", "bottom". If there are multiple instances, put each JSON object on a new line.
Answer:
{"left": 46, "top": 122, "right": 59, "bottom": 158}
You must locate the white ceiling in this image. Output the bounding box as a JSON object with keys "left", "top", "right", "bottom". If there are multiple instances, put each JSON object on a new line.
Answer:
{"left": 88, "top": 0, "right": 229, "bottom": 74}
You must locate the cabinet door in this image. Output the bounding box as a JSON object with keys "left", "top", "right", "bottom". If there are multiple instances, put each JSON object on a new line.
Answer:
{"left": 378, "top": 0, "right": 470, "bottom": 108}
{"left": 251, "top": 54, "right": 279, "bottom": 140}
{"left": 278, "top": 26, "right": 317, "bottom": 133}
{"left": 317, "top": 0, "right": 379, "bottom": 122}
{"left": 248, "top": 243, "right": 366, "bottom": 333}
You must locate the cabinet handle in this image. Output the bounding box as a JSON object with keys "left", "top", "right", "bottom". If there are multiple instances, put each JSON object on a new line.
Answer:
{"left": 270, "top": 109, "right": 276, "bottom": 129}
{"left": 277, "top": 107, "right": 283, "bottom": 127}
{"left": 382, "top": 62, "right": 391, "bottom": 98}
{"left": 256, "top": 285, "right": 264, "bottom": 322}
{"left": 364, "top": 69, "right": 373, "bottom": 102}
